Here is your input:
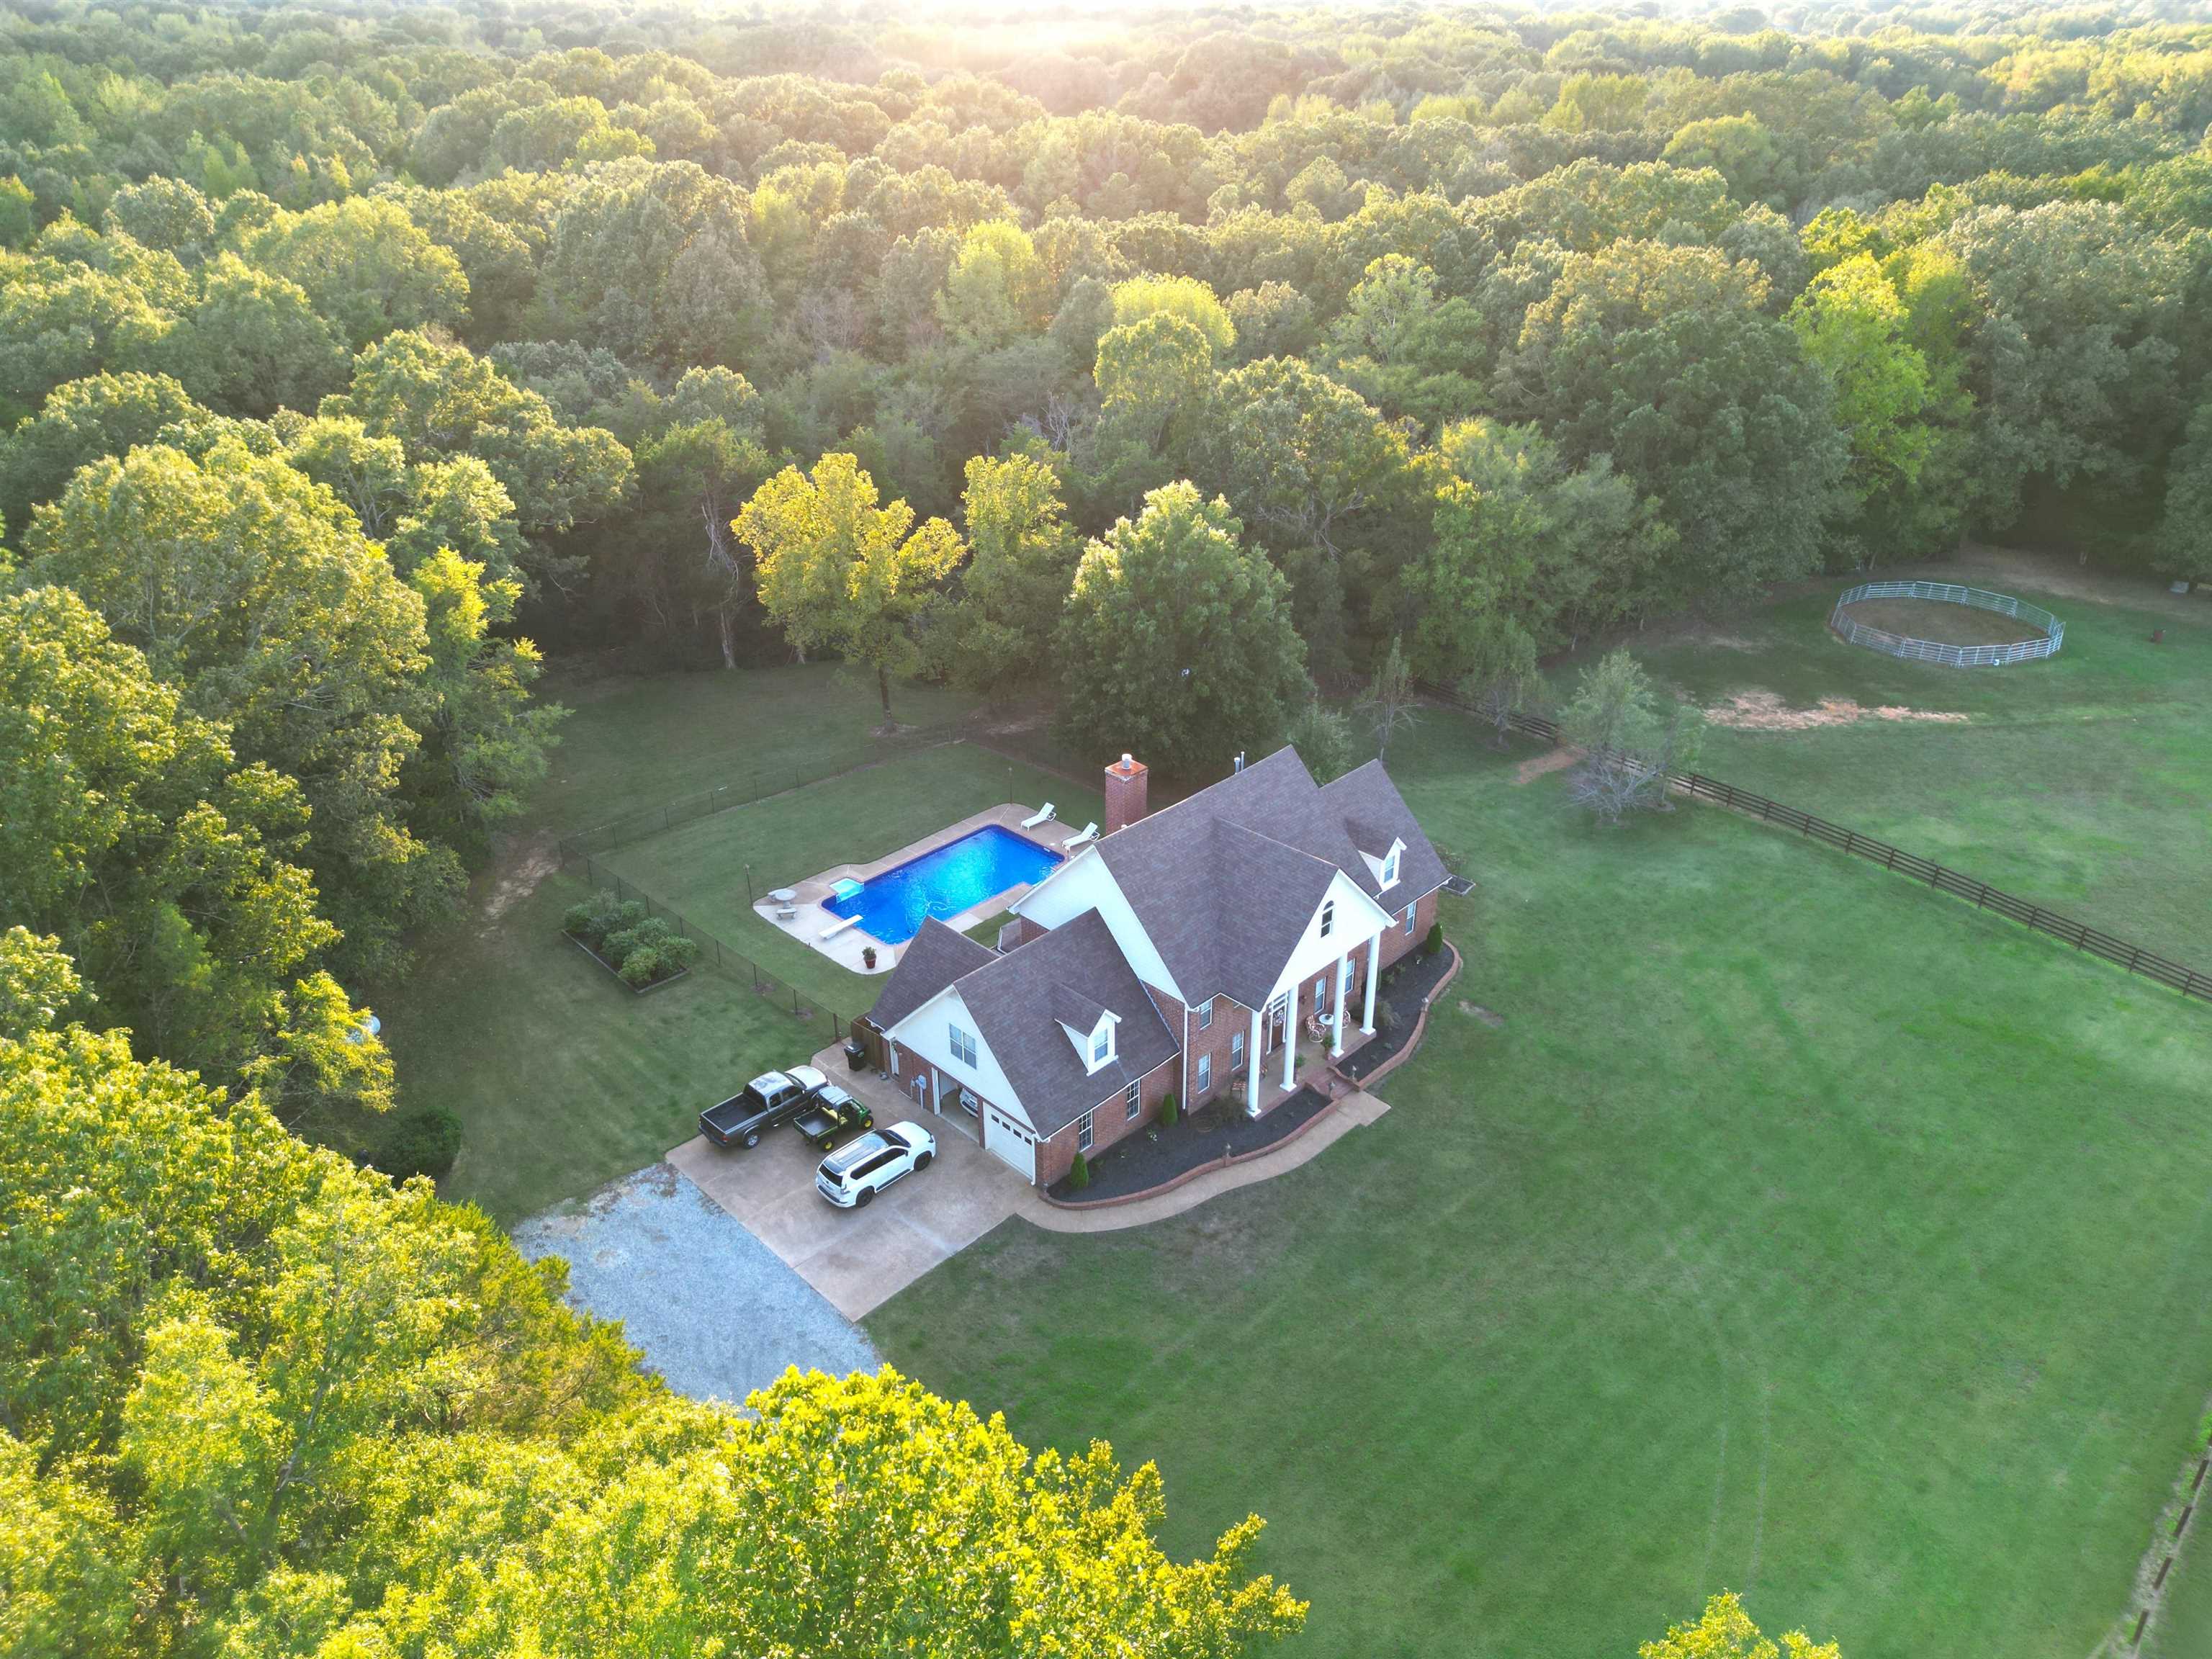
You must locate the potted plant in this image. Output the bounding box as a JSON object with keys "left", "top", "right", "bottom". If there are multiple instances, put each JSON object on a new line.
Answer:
{"left": 861, "top": 944, "right": 878, "bottom": 969}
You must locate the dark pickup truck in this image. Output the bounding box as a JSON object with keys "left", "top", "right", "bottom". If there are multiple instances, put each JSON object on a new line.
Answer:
{"left": 699, "top": 1066, "right": 827, "bottom": 1148}
{"left": 790, "top": 1082, "right": 873, "bottom": 1151}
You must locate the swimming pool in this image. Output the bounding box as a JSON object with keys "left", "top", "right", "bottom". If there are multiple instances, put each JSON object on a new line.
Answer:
{"left": 824, "top": 825, "right": 1061, "bottom": 944}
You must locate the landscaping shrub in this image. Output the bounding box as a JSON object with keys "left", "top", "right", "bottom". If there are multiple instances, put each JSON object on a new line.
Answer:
{"left": 568, "top": 896, "right": 694, "bottom": 987}
{"left": 1158, "top": 1092, "right": 1178, "bottom": 1127}
{"left": 1423, "top": 921, "right": 1444, "bottom": 958}
{"left": 1069, "top": 1151, "right": 1090, "bottom": 1190}
{"left": 374, "top": 1102, "right": 465, "bottom": 1183}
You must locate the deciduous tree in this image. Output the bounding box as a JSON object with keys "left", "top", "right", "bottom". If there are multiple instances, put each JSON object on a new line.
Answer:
{"left": 1056, "top": 481, "right": 1309, "bottom": 772}
{"left": 735, "top": 451, "right": 966, "bottom": 726}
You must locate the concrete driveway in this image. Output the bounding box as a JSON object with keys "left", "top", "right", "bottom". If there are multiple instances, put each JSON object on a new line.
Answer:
{"left": 668, "top": 1105, "right": 1028, "bottom": 1319}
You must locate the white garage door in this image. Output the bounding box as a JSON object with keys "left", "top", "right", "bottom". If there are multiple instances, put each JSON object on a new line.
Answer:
{"left": 983, "top": 1106, "right": 1036, "bottom": 1181}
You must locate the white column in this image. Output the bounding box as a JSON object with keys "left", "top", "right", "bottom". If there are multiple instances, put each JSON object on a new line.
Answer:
{"left": 1280, "top": 996, "right": 1295, "bottom": 1089}
{"left": 1246, "top": 1006, "right": 1262, "bottom": 1116}
{"left": 1330, "top": 953, "right": 1349, "bottom": 1056}
{"left": 1361, "top": 932, "right": 1380, "bottom": 1033}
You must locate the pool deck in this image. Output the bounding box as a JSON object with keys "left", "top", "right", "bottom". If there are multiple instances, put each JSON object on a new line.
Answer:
{"left": 752, "top": 803, "right": 1085, "bottom": 975}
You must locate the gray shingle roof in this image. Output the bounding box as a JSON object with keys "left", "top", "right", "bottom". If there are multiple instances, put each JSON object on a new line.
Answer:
{"left": 870, "top": 748, "right": 1448, "bottom": 1133}
{"left": 1088, "top": 747, "right": 1449, "bottom": 1007}
{"left": 945, "top": 909, "right": 1178, "bottom": 1136}
{"left": 866, "top": 919, "right": 996, "bottom": 1032}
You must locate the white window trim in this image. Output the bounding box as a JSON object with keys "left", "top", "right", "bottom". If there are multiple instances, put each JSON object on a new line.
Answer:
{"left": 1380, "top": 846, "right": 1401, "bottom": 888}
{"left": 1124, "top": 1081, "right": 1141, "bottom": 1120}
{"left": 1197, "top": 1002, "right": 1213, "bottom": 1031}
{"left": 1320, "top": 899, "right": 1335, "bottom": 938}
{"left": 1403, "top": 903, "right": 1416, "bottom": 936}
{"left": 1077, "top": 1110, "right": 1094, "bottom": 1151}
{"left": 948, "top": 1023, "right": 978, "bottom": 1066}
{"left": 1196, "top": 1053, "right": 1213, "bottom": 1094}
{"left": 1231, "top": 1030, "right": 1246, "bottom": 1067}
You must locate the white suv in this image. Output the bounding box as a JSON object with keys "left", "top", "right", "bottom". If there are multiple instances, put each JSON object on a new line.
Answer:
{"left": 815, "top": 1121, "right": 936, "bottom": 1208}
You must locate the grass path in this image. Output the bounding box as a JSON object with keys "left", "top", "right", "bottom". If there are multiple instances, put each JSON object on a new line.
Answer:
{"left": 871, "top": 710, "right": 2212, "bottom": 1659}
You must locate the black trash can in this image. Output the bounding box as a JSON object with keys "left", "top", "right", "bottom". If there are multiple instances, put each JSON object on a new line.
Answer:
{"left": 843, "top": 1037, "right": 868, "bottom": 1071}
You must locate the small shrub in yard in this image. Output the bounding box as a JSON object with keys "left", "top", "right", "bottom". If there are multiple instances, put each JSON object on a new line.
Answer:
{"left": 377, "top": 1102, "right": 464, "bottom": 1183}
{"left": 1423, "top": 921, "right": 1444, "bottom": 958}
{"left": 1158, "top": 1092, "right": 1178, "bottom": 1127}
{"left": 617, "top": 946, "right": 662, "bottom": 988}
{"left": 1069, "top": 1151, "right": 1090, "bottom": 1190}
{"left": 563, "top": 889, "right": 642, "bottom": 948}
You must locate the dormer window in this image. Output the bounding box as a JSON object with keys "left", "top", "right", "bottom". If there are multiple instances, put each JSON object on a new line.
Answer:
{"left": 1380, "top": 846, "right": 1401, "bottom": 888}
{"left": 1320, "top": 900, "right": 1335, "bottom": 938}
{"left": 1091, "top": 1024, "right": 1112, "bottom": 1064}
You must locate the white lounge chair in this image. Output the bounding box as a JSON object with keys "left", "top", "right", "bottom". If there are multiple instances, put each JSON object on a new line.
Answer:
{"left": 819, "top": 914, "right": 861, "bottom": 940}
{"left": 1062, "top": 822, "right": 1099, "bottom": 849}
{"left": 1020, "top": 802, "right": 1057, "bottom": 830}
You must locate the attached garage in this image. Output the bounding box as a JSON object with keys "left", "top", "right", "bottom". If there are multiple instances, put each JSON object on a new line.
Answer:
{"left": 983, "top": 1105, "right": 1036, "bottom": 1182}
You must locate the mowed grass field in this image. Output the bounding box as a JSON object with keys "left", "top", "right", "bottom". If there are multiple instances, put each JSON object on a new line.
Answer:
{"left": 871, "top": 708, "right": 2212, "bottom": 1659}
{"left": 374, "top": 666, "right": 1025, "bottom": 1222}
{"left": 1604, "top": 569, "right": 2212, "bottom": 964}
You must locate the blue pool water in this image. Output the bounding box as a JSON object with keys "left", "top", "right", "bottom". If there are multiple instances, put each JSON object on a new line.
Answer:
{"left": 824, "top": 826, "right": 1061, "bottom": 943}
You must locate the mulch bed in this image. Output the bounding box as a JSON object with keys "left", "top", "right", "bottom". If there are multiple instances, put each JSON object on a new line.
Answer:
{"left": 1048, "top": 1085, "right": 1333, "bottom": 1204}
{"left": 1336, "top": 945, "right": 1456, "bottom": 1083}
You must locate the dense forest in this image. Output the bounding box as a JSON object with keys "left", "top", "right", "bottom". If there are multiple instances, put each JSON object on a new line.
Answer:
{"left": 4, "top": 0, "right": 2211, "bottom": 1650}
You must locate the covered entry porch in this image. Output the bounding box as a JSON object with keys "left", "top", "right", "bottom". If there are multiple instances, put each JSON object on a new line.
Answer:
{"left": 1243, "top": 926, "right": 1384, "bottom": 1116}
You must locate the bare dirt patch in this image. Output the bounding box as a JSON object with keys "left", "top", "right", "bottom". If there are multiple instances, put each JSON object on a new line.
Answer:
{"left": 1514, "top": 745, "right": 1583, "bottom": 784}
{"left": 481, "top": 830, "right": 562, "bottom": 930}
{"left": 1460, "top": 1001, "right": 1506, "bottom": 1028}
{"left": 1704, "top": 691, "right": 1969, "bottom": 732}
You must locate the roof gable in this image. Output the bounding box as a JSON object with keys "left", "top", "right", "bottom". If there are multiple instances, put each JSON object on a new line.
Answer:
{"left": 1089, "top": 747, "right": 1449, "bottom": 1004}
{"left": 866, "top": 919, "right": 997, "bottom": 1031}
{"left": 945, "top": 909, "right": 1177, "bottom": 1136}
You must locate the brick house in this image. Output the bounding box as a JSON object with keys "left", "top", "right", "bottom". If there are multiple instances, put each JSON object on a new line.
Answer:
{"left": 863, "top": 745, "right": 1449, "bottom": 1186}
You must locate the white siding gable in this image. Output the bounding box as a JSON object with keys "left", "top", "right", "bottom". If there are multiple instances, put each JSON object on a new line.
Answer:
{"left": 886, "top": 984, "right": 1036, "bottom": 1130}
{"left": 1010, "top": 850, "right": 1184, "bottom": 1000}
{"left": 1268, "top": 869, "right": 1395, "bottom": 1004}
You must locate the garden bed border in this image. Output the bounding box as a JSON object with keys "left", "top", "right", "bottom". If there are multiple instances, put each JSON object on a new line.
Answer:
{"left": 562, "top": 928, "right": 692, "bottom": 995}
{"left": 1046, "top": 942, "right": 1465, "bottom": 1210}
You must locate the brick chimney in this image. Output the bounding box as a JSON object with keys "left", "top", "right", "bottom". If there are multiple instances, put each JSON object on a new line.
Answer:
{"left": 1103, "top": 752, "right": 1148, "bottom": 836}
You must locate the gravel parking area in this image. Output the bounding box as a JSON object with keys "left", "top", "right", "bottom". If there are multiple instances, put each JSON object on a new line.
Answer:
{"left": 513, "top": 1161, "right": 878, "bottom": 1404}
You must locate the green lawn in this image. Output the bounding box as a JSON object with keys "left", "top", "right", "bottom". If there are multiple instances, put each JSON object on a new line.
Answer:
{"left": 1588, "top": 577, "right": 2212, "bottom": 963}
{"left": 532, "top": 661, "right": 984, "bottom": 837}
{"left": 369, "top": 665, "right": 1010, "bottom": 1222}
{"left": 378, "top": 871, "right": 838, "bottom": 1223}
{"left": 869, "top": 707, "right": 2212, "bottom": 1659}
{"left": 596, "top": 743, "right": 1102, "bottom": 1017}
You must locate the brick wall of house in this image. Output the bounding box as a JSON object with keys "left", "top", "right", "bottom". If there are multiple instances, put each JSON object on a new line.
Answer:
{"left": 1377, "top": 887, "right": 1440, "bottom": 971}
{"left": 1036, "top": 1056, "right": 1177, "bottom": 1187}
{"left": 1181, "top": 992, "right": 1258, "bottom": 1111}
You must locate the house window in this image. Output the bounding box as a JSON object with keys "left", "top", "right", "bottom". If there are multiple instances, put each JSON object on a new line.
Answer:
{"left": 1382, "top": 846, "right": 1401, "bottom": 886}
{"left": 1196, "top": 1053, "right": 1213, "bottom": 1094}
{"left": 1320, "top": 899, "right": 1335, "bottom": 938}
{"left": 1403, "top": 903, "right": 1416, "bottom": 936}
{"left": 1078, "top": 1110, "right": 1094, "bottom": 1151}
{"left": 1231, "top": 1030, "right": 1245, "bottom": 1069}
{"left": 1197, "top": 1002, "right": 1213, "bottom": 1031}
{"left": 1090, "top": 1025, "right": 1112, "bottom": 1065}
{"left": 1125, "top": 1081, "right": 1141, "bottom": 1120}
{"left": 948, "top": 1024, "right": 978, "bottom": 1066}
{"left": 1314, "top": 974, "right": 1328, "bottom": 1010}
